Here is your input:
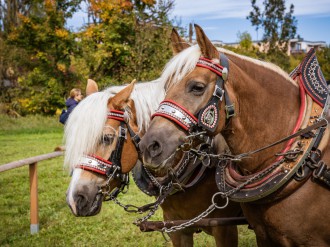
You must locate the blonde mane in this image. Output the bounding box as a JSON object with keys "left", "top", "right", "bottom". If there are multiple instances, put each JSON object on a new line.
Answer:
{"left": 64, "top": 80, "right": 165, "bottom": 171}
{"left": 160, "top": 44, "right": 296, "bottom": 91}
{"left": 217, "top": 47, "right": 297, "bottom": 87}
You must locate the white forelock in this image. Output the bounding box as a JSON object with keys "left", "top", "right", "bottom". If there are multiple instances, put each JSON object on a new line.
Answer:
{"left": 160, "top": 45, "right": 201, "bottom": 91}
{"left": 64, "top": 91, "right": 112, "bottom": 171}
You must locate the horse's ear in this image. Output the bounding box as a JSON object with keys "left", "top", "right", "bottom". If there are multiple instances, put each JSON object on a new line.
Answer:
{"left": 194, "top": 24, "right": 218, "bottom": 59}
{"left": 171, "top": 28, "right": 190, "bottom": 55}
{"left": 86, "top": 79, "right": 99, "bottom": 96}
{"left": 110, "top": 79, "right": 136, "bottom": 108}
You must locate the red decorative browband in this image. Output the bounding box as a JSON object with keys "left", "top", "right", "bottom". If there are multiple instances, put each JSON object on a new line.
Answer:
{"left": 108, "top": 110, "right": 125, "bottom": 122}
{"left": 196, "top": 57, "right": 227, "bottom": 79}
{"left": 76, "top": 154, "right": 114, "bottom": 175}
{"left": 152, "top": 100, "right": 198, "bottom": 131}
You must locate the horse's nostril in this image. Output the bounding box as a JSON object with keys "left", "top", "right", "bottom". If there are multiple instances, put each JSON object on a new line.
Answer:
{"left": 75, "top": 194, "right": 88, "bottom": 210}
{"left": 147, "top": 141, "right": 162, "bottom": 158}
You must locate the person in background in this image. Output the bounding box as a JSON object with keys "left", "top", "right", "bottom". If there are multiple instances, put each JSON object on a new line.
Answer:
{"left": 59, "top": 88, "right": 83, "bottom": 125}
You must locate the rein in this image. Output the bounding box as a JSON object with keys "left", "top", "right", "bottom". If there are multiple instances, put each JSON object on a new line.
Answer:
{"left": 76, "top": 109, "right": 141, "bottom": 200}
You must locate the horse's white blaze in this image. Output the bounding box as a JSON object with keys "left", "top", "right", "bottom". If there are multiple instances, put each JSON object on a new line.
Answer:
{"left": 66, "top": 168, "right": 83, "bottom": 214}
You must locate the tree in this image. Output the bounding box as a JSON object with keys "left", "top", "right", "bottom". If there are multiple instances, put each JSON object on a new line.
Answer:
{"left": 2, "top": 0, "right": 82, "bottom": 115}
{"left": 237, "top": 31, "right": 253, "bottom": 50}
{"left": 247, "top": 0, "right": 297, "bottom": 53}
{"left": 79, "top": 0, "right": 174, "bottom": 86}
{"left": 316, "top": 45, "right": 330, "bottom": 81}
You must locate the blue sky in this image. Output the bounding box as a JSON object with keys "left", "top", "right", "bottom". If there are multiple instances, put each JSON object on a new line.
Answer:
{"left": 67, "top": 0, "right": 330, "bottom": 44}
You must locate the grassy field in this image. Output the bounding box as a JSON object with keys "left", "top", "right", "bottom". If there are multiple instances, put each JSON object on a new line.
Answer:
{"left": 0, "top": 115, "right": 257, "bottom": 246}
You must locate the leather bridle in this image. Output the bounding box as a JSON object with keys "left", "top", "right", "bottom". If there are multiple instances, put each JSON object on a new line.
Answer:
{"left": 152, "top": 54, "right": 234, "bottom": 134}
{"left": 75, "top": 109, "right": 141, "bottom": 200}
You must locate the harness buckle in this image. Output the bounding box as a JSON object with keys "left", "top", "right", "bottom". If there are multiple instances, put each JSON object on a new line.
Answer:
{"left": 213, "top": 85, "right": 224, "bottom": 101}
{"left": 119, "top": 126, "right": 127, "bottom": 139}
{"left": 225, "top": 104, "right": 235, "bottom": 119}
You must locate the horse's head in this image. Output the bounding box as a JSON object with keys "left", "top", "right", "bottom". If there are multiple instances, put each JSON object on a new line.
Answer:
{"left": 66, "top": 80, "right": 139, "bottom": 216}
{"left": 140, "top": 25, "right": 230, "bottom": 176}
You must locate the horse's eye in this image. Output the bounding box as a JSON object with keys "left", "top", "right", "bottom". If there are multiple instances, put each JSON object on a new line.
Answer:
{"left": 101, "top": 134, "right": 114, "bottom": 145}
{"left": 189, "top": 82, "right": 206, "bottom": 95}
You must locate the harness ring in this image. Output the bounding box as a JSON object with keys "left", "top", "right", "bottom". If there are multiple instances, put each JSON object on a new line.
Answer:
{"left": 211, "top": 192, "right": 229, "bottom": 209}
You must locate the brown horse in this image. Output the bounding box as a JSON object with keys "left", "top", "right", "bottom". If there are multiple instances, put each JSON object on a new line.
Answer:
{"left": 139, "top": 24, "right": 330, "bottom": 246}
{"left": 65, "top": 78, "right": 241, "bottom": 246}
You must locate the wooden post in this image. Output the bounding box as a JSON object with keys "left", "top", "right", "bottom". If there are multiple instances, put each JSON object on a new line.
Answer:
{"left": 29, "top": 162, "right": 39, "bottom": 234}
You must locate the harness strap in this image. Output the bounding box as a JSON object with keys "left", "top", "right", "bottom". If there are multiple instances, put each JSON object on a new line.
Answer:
{"left": 108, "top": 109, "right": 125, "bottom": 122}
{"left": 197, "top": 76, "right": 224, "bottom": 132}
{"left": 234, "top": 117, "right": 329, "bottom": 161}
{"left": 313, "top": 161, "right": 330, "bottom": 187}
{"left": 152, "top": 100, "right": 198, "bottom": 131}
{"left": 76, "top": 155, "right": 114, "bottom": 175}
{"left": 107, "top": 122, "right": 126, "bottom": 176}
{"left": 181, "top": 162, "right": 208, "bottom": 189}
{"left": 126, "top": 123, "right": 141, "bottom": 152}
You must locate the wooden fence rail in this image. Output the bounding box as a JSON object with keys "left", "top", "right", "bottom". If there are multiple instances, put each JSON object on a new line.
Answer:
{"left": 0, "top": 151, "right": 64, "bottom": 234}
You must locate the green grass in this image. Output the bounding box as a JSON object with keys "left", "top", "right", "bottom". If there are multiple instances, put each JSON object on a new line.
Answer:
{"left": 0, "top": 115, "right": 257, "bottom": 246}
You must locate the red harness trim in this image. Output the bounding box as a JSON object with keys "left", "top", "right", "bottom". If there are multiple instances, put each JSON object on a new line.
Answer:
{"left": 89, "top": 154, "right": 113, "bottom": 165}
{"left": 152, "top": 99, "right": 198, "bottom": 131}
{"left": 76, "top": 154, "right": 113, "bottom": 176}
{"left": 76, "top": 165, "right": 107, "bottom": 175}
{"left": 108, "top": 110, "right": 125, "bottom": 122}
{"left": 153, "top": 112, "right": 190, "bottom": 131}
{"left": 162, "top": 100, "right": 198, "bottom": 122}
{"left": 275, "top": 75, "right": 306, "bottom": 161}
{"left": 196, "top": 57, "right": 224, "bottom": 77}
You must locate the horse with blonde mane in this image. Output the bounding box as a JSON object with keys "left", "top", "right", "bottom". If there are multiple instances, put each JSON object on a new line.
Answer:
{"left": 139, "top": 25, "right": 330, "bottom": 246}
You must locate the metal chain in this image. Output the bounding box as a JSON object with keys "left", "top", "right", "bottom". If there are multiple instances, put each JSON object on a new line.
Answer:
{"left": 162, "top": 204, "right": 216, "bottom": 233}
{"left": 189, "top": 148, "right": 244, "bottom": 162}
{"left": 161, "top": 192, "right": 229, "bottom": 233}
{"left": 133, "top": 197, "right": 164, "bottom": 225}
{"left": 176, "top": 151, "right": 194, "bottom": 177}
{"left": 110, "top": 195, "right": 139, "bottom": 212}
{"left": 134, "top": 183, "right": 173, "bottom": 225}
{"left": 143, "top": 165, "right": 162, "bottom": 189}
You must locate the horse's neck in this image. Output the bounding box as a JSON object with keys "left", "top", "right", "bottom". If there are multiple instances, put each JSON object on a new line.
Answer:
{"left": 132, "top": 80, "right": 165, "bottom": 134}
{"left": 223, "top": 56, "right": 301, "bottom": 173}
